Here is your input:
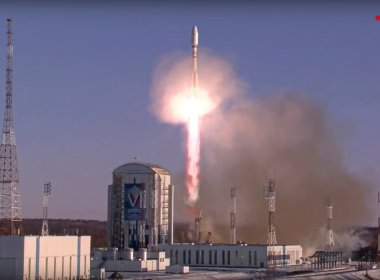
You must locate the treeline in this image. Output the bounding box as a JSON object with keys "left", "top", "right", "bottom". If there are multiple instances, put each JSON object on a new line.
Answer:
{"left": 0, "top": 218, "right": 107, "bottom": 248}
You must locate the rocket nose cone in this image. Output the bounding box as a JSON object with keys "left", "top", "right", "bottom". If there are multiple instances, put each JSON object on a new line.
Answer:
{"left": 192, "top": 26, "right": 199, "bottom": 47}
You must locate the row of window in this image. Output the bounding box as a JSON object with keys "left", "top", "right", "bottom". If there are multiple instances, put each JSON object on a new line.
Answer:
{"left": 168, "top": 249, "right": 258, "bottom": 266}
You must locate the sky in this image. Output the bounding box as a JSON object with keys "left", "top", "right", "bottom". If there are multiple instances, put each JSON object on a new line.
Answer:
{"left": 0, "top": 1, "right": 379, "bottom": 220}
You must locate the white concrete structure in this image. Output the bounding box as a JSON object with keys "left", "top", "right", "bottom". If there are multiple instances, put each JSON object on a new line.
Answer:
{"left": 0, "top": 235, "right": 91, "bottom": 280}
{"left": 91, "top": 247, "right": 170, "bottom": 276}
{"left": 166, "top": 264, "right": 189, "bottom": 274}
{"left": 107, "top": 161, "right": 174, "bottom": 250}
{"left": 158, "top": 243, "right": 302, "bottom": 268}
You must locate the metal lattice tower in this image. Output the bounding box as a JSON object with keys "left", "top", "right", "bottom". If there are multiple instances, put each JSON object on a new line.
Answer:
{"left": 41, "top": 182, "right": 52, "bottom": 236}
{"left": 265, "top": 180, "right": 277, "bottom": 278}
{"left": 0, "top": 18, "right": 22, "bottom": 235}
{"left": 265, "top": 180, "right": 277, "bottom": 246}
{"left": 324, "top": 197, "right": 334, "bottom": 251}
{"left": 230, "top": 186, "right": 236, "bottom": 244}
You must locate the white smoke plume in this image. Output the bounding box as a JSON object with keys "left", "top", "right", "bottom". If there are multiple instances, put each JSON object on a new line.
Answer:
{"left": 150, "top": 52, "right": 375, "bottom": 251}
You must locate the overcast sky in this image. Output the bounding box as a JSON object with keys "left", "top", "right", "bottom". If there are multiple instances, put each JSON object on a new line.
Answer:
{"left": 0, "top": 1, "right": 379, "bottom": 220}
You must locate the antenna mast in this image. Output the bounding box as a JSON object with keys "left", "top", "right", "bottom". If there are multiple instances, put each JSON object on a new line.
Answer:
{"left": 0, "top": 18, "right": 22, "bottom": 235}
{"left": 324, "top": 197, "right": 334, "bottom": 251}
{"left": 41, "top": 182, "right": 52, "bottom": 236}
{"left": 230, "top": 186, "right": 236, "bottom": 244}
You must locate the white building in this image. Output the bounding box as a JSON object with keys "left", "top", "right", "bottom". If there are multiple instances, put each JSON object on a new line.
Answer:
{"left": 0, "top": 235, "right": 91, "bottom": 280}
{"left": 91, "top": 247, "right": 170, "bottom": 278}
{"left": 158, "top": 243, "right": 303, "bottom": 268}
{"left": 107, "top": 161, "right": 174, "bottom": 250}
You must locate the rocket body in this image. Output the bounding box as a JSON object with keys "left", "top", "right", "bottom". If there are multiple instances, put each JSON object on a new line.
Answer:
{"left": 191, "top": 26, "right": 199, "bottom": 91}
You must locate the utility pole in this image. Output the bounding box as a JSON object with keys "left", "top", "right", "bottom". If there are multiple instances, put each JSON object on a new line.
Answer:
{"left": 0, "top": 18, "right": 22, "bottom": 235}
{"left": 41, "top": 182, "right": 52, "bottom": 236}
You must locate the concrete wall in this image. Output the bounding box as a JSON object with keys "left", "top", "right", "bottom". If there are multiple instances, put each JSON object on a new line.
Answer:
{"left": 159, "top": 243, "right": 303, "bottom": 268}
{"left": 0, "top": 235, "right": 90, "bottom": 280}
{"left": 0, "top": 236, "right": 26, "bottom": 279}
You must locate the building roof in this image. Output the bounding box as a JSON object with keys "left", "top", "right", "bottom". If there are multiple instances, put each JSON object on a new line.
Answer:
{"left": 113, "top": 161, "right": 170, "bottom": 176}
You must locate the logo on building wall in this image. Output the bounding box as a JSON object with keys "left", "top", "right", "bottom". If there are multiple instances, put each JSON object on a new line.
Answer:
{"left": 124, "top": 183, "right": 145, "bottom": 220}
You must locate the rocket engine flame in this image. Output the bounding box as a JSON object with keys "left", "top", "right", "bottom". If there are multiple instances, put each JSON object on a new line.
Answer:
{"left": 186, "top": 25, "right": 201, "bottom": 205}
{"left": 186, "top": 96, "right": 200, "bottom": 204}
{"left": 167, "top": 86, "right": 213, "bottom": 205}
{"left": 166, "top": 86, "right": 212, "bottom": 205}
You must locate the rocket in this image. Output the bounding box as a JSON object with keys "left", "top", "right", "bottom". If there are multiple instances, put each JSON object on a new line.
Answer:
{"left": 191, "top": 26, "right": 199, "bottom": 90}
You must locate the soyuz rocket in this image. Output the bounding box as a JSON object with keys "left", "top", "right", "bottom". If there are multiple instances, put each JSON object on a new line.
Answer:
{"left": 191, "top": 26, "right": 199, "bottom": 91}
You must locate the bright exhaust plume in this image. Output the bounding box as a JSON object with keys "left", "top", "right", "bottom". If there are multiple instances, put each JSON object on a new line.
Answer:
{"left": 150, "top": 53, "right": 241, "bottom": 205}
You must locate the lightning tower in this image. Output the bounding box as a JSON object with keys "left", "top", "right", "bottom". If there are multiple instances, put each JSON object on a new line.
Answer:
{"left": 230, "top": 186, "right": 236, "bottom": 244}
{"left": 0, "top": 18, "right": 22, "bottom": 235}
{"left": 265, "top": 180, "right": 277, "bottom": 246}
{"left": 324, "top": 197, "right": 334, "bottom": 251}
{"left": 265, "top": 180, "right": 277, "bottom": 277}
{"left": 41, "top": 182, "right": 52, "bottom": 236}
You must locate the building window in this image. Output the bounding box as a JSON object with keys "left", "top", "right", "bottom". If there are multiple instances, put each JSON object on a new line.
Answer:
{"left": 249, "top": 251, "right": 252, "bottom": 266}
{"left": 170, "top": 249, "right": 173, "bottom": 258}
{"left": 209, "top": 250, "right": 212, "bottom": 265}
{"left": 183, "top": 250, "right": 186, "bottom": 264}
{"left": 227, "top": 251, "right": 230, "bottom": 265}
{"left": 188, "top": 250, "right": 191, "bottom": 264}
{"left": 175, "top": 250, "right": 178, "bottom": 264}
{"left": 201, "top": 250, "right": 204, "bottom": 265}
{"left": 196, "top": 250, "right": 199, "bottom": 264}
{"left": 214, "top": 250, "right": 217, "bottom": 265}
{"left": 222, "top": 250, "right": 225, "bottom": 265}
{"left": 254, "top": 250, "right": 257, "bottom": 266}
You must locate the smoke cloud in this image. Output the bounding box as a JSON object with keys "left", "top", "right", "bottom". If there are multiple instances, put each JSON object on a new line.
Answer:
{"left": 150, "top": 52, "right": 375, "bottom": 250}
